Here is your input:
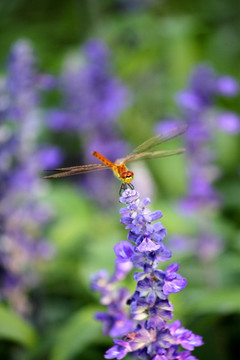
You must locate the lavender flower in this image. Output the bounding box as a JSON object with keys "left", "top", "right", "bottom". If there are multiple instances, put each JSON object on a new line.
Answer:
{"left": 91, "top": 189, "right": 203, "bottom": 359}
{"left": 48, "top": 39, "right": 130, "bottom": 204}
{"left": 0, "top": 40, "right": 61, "bottom": 314}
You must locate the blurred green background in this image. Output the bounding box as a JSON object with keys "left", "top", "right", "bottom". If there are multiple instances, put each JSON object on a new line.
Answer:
{"left": 0, "top": 1, "right": 240, "bottom": 360}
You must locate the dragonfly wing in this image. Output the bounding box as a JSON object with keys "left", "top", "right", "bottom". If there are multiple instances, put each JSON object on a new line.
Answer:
{"left": 128, "top": 124, "right": 187, "bottom": 156}
{"left": 123, "top": 148, "right": 185, "bottom": 164}
{"left": 42, "top": 163, "right": 108, "bottom": 179}
{"left": 53, "top": 164, "right": 107, "bottom": 171}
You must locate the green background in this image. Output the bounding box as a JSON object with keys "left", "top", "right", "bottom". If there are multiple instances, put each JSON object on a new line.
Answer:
{"left": 0, "top": 1, "right": 240, "bottom": 359}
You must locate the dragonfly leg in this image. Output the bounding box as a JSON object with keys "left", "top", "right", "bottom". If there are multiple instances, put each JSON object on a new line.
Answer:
{"left": 119, "top": 183, "right": 134, "bottom": 196}
{"left": 119, "top": 183, "right": 127, "bottom": 196}
{"left": 128, "top": 183, "right": 134, "bottom": 190}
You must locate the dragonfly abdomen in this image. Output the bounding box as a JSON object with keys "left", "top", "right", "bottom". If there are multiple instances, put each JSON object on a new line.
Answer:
{"left": 92, "top": 151, "right": 115, "bottom": 168}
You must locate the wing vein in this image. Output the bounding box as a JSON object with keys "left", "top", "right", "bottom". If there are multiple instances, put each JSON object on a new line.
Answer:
{"left": 42, "top": 164, "right": 108, "bottom": 179}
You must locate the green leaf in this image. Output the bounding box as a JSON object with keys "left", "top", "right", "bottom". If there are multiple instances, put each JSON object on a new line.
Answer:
{"left": 0, "top": 305, "right": 38, "bottom": 348}
{"left": 50, "top": 306, "right": 104, "bottom": 360}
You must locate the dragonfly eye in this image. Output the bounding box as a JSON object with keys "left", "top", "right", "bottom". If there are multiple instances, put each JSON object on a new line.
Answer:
{"left": 121, "top": 171, "right": 134, "bottom": 184}
{"left": 121, "top": 171, "right": 134, "bottom": 179}
{"left": 127, "top": 171, "right": 134, "bottom": 178}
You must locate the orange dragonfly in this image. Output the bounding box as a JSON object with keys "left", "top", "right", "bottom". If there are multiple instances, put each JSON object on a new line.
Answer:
{"left": 43, "top": 125, "right": 187, "bottom": 194}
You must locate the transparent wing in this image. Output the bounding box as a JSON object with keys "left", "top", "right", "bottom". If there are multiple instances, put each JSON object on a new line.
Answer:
{"left": 122, "top": 148, "right": 185, "bottom": 164}
{"left": 42, "top": 163, "right": 108, "bottom": 179}
{"left": 115, "top": 124, "right": 187, "bottom": 164}
{"left": 122, "top": 124, "right": 187, "bottom": 161}
{"left": 53, "top": 164, "right": 108, "bottom": 171}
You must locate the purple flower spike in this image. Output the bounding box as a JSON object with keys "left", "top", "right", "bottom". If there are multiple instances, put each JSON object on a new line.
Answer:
{"left": 92, "top": 189, "right": 203, "bottom": 359}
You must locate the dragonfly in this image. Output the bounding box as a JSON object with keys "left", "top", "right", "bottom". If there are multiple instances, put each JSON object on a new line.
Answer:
{"left": 42, "top": 124, "right": 187, "bottom": 195}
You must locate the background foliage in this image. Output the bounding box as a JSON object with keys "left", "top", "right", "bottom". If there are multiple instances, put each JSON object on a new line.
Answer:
{"left": 0, "top": 1, "right": 240, "bottom": 359}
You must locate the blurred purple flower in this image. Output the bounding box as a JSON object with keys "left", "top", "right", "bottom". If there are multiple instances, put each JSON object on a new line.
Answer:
{"left": 196, "top": 234, "right": 223, "bottom": 262}
{"left": 49, "top": 39, "right": 130, "bottom": 132}
{"left": 217, "top": 112, "right": 240, "bottom": 134}
{"left": 6, "top": 40, "right": 38, "bottom": 118}
{"left": 216, "top": 76, "right": 239, "bottom": 96}
{"left": 156, "top": 64, "right": 239, "bottom": 261}
{"left": 155, "top": 118, "right": 181, "bottom": 134}
{"left": 158, "top": 64, "right": 239, "bottom": 212}
{"left": 36, "top": 146, "right": 63, "bottom": 168}
{"left": 0, "top": 39, "right": 61, "bottom": 314}
{"left": 48, "top": 39, "right": 131, "bottom": 204}
{"left": 91, "top": 189, "right": 203, "bottom": 359}
{"left": 37, "top": 74, "right": 58, "bottom": 91}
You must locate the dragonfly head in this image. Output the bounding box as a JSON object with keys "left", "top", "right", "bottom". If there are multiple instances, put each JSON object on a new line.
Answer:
{"left": 121, "top": 170, "right": 134, "bottom": 184}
